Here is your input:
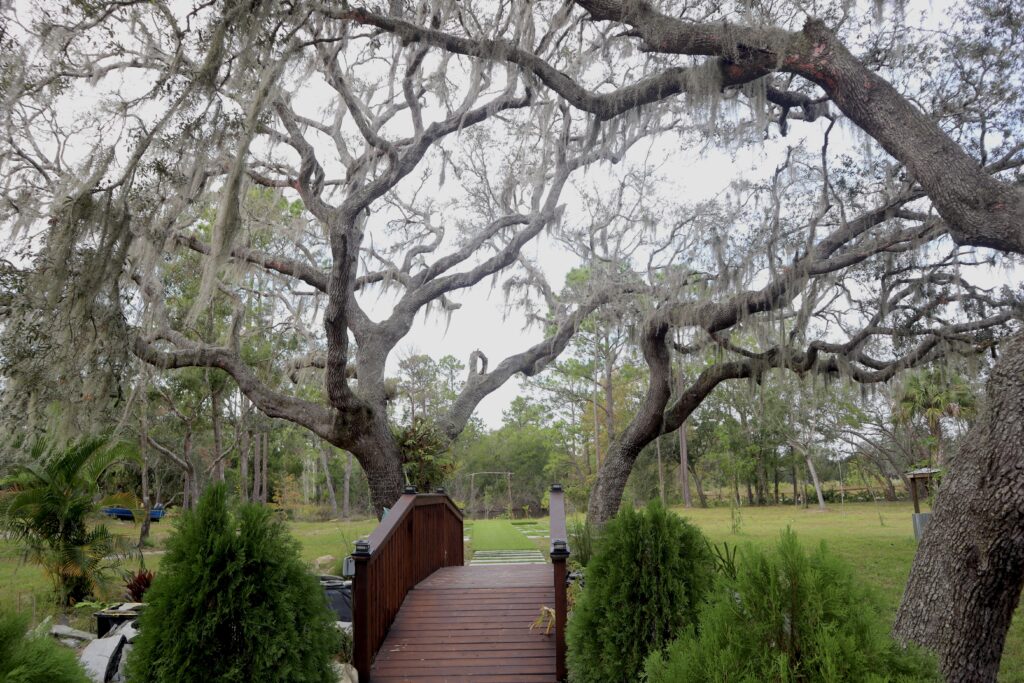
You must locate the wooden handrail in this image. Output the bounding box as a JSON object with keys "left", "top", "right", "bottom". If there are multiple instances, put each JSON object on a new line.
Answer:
{"left": 352, "top": 488, "right": 464, "bottom": 681}
{"left": 549, "top": 484, "right": 571, "bottom": 682}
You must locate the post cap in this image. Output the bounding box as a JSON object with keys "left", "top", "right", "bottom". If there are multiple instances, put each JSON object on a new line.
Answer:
{"left": 551, "top": 539, "right": 569, "bottom": 557}
{"left": 353, "top": 539, "right": 370, "bottom": 556}
{"left": 435, "top": 487, "right": 446, "bottom": 494}
{"left": 404, "top": 485, "right": 417, "bottom": 494}
{"left": 551, "top": 483, "right": 563, "bottom": 492}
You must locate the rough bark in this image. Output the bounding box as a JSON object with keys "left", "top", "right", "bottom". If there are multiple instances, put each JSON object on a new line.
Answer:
{"left": 893, "top": 333, "right": 1024, "bottom": 681}
{"left": 587, "top": 323, "right": 672, "bottom": 524}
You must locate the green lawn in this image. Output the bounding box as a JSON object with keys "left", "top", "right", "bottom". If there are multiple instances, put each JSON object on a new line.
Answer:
{"left": 465, "top": 519, "right": 540, "bottom": 552}
{"left": 0, "top": 513, "right": 378, "bottom": 616}
{"left": 672, "top": 502, "right": 1024, "bottom": 683}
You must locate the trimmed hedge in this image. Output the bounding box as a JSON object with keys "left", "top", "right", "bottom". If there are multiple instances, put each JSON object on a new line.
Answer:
{"left": 127, "top": 485, "right": 339, "bottom": 683}
{"left": 566, "top": 501, "right": 714, "bottom": 683}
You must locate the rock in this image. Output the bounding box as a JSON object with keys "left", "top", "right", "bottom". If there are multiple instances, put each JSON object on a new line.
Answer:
{"left": 51, "top": 624, "right": 95, "bottom": 642}
{"left": 80, "top": 633, "right": 125, "bottom": 683}
{"left": 111, "top": 643, "right": 131, "bottom": 683}
{"left": 109, "top": 620, "right": 140, "bottom": 643}
{"left": 333, "top": 662, "right": 358, "bottom": 683}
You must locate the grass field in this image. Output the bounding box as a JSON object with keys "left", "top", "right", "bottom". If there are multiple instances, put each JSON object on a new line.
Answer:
{"left": 670, "top": 501, "right": 1023, "bottom": 683}
{"left": 1, "top": 502, "right": 1021, "bottom": 680}
{"left": 464, "top": 519, "right": 540, "bottom": 552}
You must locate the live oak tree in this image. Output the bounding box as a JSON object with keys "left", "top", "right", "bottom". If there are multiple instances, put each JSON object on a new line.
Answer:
{"left": 0, "top": 1, "right": 651, "bottom": 515}
{"left": 340, "top": 0, "right": 1024, "bottom": 678}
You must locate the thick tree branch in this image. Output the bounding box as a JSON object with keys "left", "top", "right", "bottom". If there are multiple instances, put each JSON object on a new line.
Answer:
{"left": 133, "top": 333, "right": 338, "bottom": 443}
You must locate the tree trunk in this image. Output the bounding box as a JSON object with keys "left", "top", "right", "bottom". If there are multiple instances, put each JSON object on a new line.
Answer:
{"left": 893, "top": 333, "right": 1024, "bottom": 681}
{"left": 805, "top": 452, "right": 826, "bottom": 511}
{"left": 185, "top": 430, "right": 200, "bottom": 507}
{"left": 260, "top": 432, "right": 269, "bottom": 503}
{"left": 691, "top": 464, "right": 707, "bottom": 508}
{"left": 792, "top": 460, "right": 800, "bottom": 507}
{"left": 320, "top": 441, "right": 340, "bottom": 519}
{"left": 240, "top": 428, "right": 250, "bottom": 502}
{"left": 343, "top": 450, "right": 353, "bottom": 518}
{"left": 655, "top": 437, "right": 666, "bottom": 506}
{"left": 603, "top": 337, "right": 615, "bottom": 463}
{"left": 251, "top": 432, "right": 262, "bottom": 502}
{"left": 138, "top": 411, "right": 152, "bottom": 547}
{"left": 349, "top": 411, "right": 407, "bottom": 517}
{"left": 592, "top": 382, "right": 602, "bottom": 473}
{"left": 755, "top": 451, "right": 768, "bottom": 505}
{"left": 182, "top": 472, "right": 191, "bottom": 510}
{"left": 210, "top": 385, "right": 225, "bottom": 482}
{"left": 678, "top": 420, "right": 692, "bottom": 508}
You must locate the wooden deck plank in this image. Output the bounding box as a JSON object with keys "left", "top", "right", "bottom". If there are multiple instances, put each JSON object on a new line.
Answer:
{"left": 370, "top": 564, "right": 557, "bottom": 682}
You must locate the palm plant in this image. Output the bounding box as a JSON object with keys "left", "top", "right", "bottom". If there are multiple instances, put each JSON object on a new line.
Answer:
{"left": 896, "top": 370, "right": 977, "bottom": 467}
{"left": 0, "top": 436, "right": 135, "bottom": 607}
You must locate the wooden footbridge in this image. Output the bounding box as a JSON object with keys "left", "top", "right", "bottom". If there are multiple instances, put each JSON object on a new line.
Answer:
{"left": 352, "top": 485, "right": 570, "bottom": 682}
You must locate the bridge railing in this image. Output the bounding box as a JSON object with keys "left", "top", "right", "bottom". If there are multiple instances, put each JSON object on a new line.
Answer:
{"left": 549, "top": 484, "right": 570, "bottom": 682}
{"left": 351, "top": 487, "right": 464, "bottom": 681}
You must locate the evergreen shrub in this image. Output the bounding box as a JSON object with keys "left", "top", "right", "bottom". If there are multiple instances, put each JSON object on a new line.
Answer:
{"left": 0, "top": 609, "right": 90, "bottom": 683}
{"left": 127, "top": 485, "right": 339, "bottom": 683}
{"left": 644, "top": 529, "right": 940, "bottom": 683}
{"left": 566, "top": 500, "right": 714, "bottom": 683}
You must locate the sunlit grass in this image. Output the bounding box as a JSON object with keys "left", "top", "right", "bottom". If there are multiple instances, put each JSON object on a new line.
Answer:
{"left": 466, "top": 519, "right": 539, "bottom": 552}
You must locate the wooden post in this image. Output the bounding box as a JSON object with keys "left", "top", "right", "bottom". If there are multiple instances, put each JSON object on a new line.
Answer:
{"left": 552, "top": 544, "right": 568, "bottom": 681}
{"left": 910, "top": 477, "right": 921, "bottom": 514}
{"left": 549, "top": 484, "right": 570, "bottom": 682}
{"left": 352, "top": 539, "right": 372, "bottom": 682}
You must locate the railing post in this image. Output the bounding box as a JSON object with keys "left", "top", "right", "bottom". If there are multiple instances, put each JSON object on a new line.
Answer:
{"left": 549, "top": 484, "right": 570, "bottom": 682}
{"left": 352, "top": 539, "right": 372, "bottom": 682}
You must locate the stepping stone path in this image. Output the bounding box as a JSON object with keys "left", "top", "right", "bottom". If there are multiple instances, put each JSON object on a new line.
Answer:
{"left": 469, "top": 549, "right": 547, "bottom": 565}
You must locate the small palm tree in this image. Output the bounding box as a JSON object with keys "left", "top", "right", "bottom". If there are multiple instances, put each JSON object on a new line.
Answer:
{"left": 0, "top": 436, "right": 135, "bottom": 607}
{"left": 896, "top": 369, "right": 977, "bottom": 467}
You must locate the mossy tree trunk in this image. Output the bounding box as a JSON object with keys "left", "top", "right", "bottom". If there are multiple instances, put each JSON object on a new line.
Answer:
{"left": 893, "top": 333, "right": 1024, "bottom": 681}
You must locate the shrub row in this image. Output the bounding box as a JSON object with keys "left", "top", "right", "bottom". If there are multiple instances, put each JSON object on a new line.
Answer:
{"left": 567, "top": 501, "right": 939, "bottom": 683}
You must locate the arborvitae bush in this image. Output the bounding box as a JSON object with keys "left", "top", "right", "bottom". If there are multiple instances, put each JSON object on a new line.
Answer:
{"left": 127, "top": 485, "right": 339, "bottom": 683}
{"left": 644, "top": 529, "right": 940, "bottom": 683}
{"left": 566, "top": 500, "right": 714, "bottom": 683}
{"left": 0, "top": 609, "right": 90, "bottom": 683}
